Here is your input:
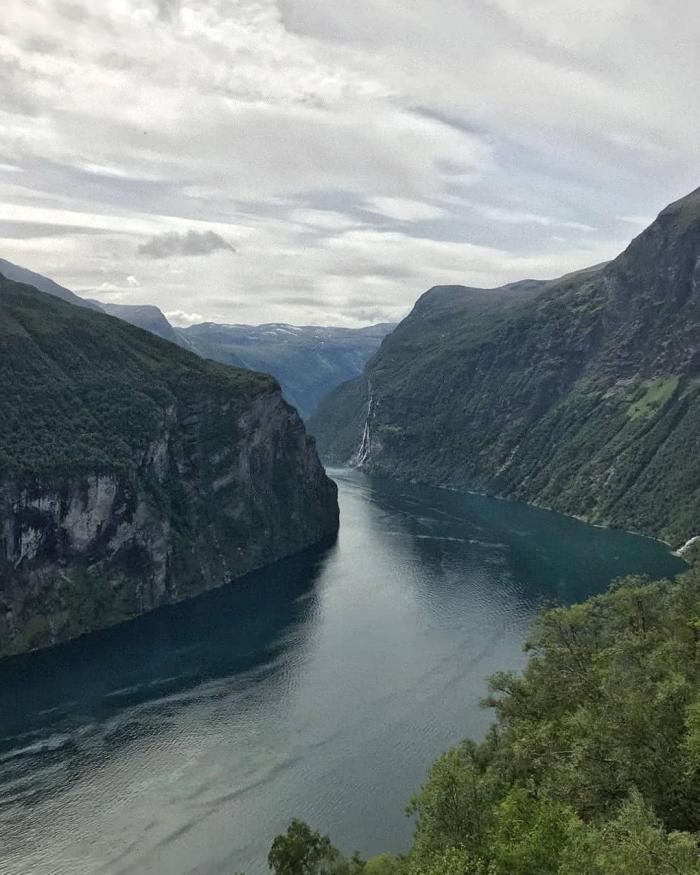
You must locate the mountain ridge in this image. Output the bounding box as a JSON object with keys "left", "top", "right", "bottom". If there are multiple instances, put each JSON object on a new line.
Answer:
{"left": 0, "top": 257, "right": 393, "bottom": 419}
{"left": 311, "top": 187, "right": 700, "bottom": 548}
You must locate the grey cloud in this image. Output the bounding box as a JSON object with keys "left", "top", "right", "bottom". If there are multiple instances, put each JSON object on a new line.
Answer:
{"left": 54, "top": 2, "right": 88, "bottom": 23}
{"left": 21, "top": 36, "right": 60, "bottom": 55}
{"left": 154, "top": 0, "right": 180, "bottom": 21}
{"left": 137, "top": 230, "right": 236, "bottom": 259}
{"left": 270, "top": 295, "right": 329, "bottom": 307}
{"left": 0, "top": 221, "right": 112, "bottom": 239}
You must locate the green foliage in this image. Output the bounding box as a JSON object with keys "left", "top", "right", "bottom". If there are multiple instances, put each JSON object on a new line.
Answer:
{"left": 274, "top": 569, "right": 700, "bottom": 874}
{"left": 0, "top": 276, "right": 271, "bottom": 480}
{"left": 406, "top": 846, "right": 486, "bottom": 875}
{"left": 362, "top": 854, "right": 402, "bottom": 875}
{"left": 559, "top": 792, "right": 700, "bottom": 875}
{"left": 268, "top": 820, "right": 363, "bottom": 875}
{"left": 627, "top": 376, "right": 680, "bottom": 420}
{"left": 489, "top": 789, "right": 582, "bottom": 874}
{"left": 407, "top": 742, "right": 498, "bottom": 862}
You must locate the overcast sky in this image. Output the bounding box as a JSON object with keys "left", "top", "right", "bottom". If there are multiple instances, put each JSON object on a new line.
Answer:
{"left": 1, "top": 1, "right": 699, "bottom": 327}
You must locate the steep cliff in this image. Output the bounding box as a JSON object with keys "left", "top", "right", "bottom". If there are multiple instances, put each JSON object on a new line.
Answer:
{"left": 311, "top": 187, "right": 700, "bottom": 548}
{"left": 0, "top": 277, "right": 338, "bottom": 658}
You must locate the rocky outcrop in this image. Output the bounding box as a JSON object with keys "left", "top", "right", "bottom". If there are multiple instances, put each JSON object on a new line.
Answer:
{"left": 0, "top": 277, "right": 338, "bottom": 658}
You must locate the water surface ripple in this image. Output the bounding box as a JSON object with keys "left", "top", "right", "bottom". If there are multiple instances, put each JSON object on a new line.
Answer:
{"left": 0, "top": 469, "right": 684, "bottom": 874}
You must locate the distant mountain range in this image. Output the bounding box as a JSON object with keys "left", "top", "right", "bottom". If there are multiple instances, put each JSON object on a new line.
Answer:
{"left": 311, "top": 186, "right": 700, "bottom": 549}
{"left": 0, "top": 257, "right": 393, "bottom": 419}
{"left": 181, "top": 321, "right": 394, "bottom": 419}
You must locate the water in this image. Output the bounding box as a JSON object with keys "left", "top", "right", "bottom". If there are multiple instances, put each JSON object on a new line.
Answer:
{"left": 0, "top": 469, "right": 684, "bottom": 874}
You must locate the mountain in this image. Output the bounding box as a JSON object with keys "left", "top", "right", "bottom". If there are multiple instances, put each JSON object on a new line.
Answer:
{"left": 0, "top": 257, "right": 102, "bottom": 312}
{"left": 0, "top": 275, "right": 338, "bottom": 658}
{"left": 0, "top": 258, "right": 188, "bottom": 347}
{"left": 181, "top": 321, "right": 395, "bottom": 419}
{"left": 96, "top": 301, "right": 193, "bottom": 348}
{"left": 0, "top": 259, "right": 392, "bottom": 418}
{"left": 311, "top": 187, "right": 700, "bottom": 548}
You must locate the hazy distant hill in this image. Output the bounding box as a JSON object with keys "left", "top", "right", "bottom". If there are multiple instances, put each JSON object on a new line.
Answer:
{"left": 181, "top": 322, "right": 394, "bottom": 419}
{"left": 96, "top": 301, "right": 193, "bottom": 348}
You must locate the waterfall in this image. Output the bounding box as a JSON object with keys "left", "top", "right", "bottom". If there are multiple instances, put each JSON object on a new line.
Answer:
{"left": 353, "top": 382, "right": 374, "bottom": 467}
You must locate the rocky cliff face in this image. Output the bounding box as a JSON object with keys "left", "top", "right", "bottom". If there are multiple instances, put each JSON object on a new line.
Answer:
{"left": 311, "top": 188, "right": 700, "bottom": 548}
{"left": 0, "top": 277, "right": 338, "bottom": 658}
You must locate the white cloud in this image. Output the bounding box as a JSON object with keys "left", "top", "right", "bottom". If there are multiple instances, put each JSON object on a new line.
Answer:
{"left": 166, "top": 309, "right": 206, "bottom": 326}
{"left": 364, "top": 197, "right": 446, "bottom": 223}
{"left": 0, "top": 0, "right": 698, "bottom": 325}
{"left": 477, "top": 205, "right": 594, "bottom": 232}
{"left": 618, "top": 215, "right": 655, "bottom": 227}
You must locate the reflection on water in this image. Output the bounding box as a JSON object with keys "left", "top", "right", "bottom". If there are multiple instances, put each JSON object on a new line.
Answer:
{"left": 0, "top": 469, "right": 684, "bottom": 875}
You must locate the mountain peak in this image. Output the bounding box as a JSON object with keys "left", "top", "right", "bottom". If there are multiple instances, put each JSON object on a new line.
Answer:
{"left": 657, "top": 185, "right": 700, "bottom": 227}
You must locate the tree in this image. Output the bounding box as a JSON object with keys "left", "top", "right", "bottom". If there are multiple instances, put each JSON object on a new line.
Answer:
{"left": 489, "top": 787, "right": 582, "bottom": 875}
{"left": 363, "top": 854, "right": 402, "bottom": 875}
{"left": 268, "top": 820, "right": 361, "bottom": 875}
{"left": 559, "top": 792, "right": 700, "bottom": 875}
{"left": 407, "top": 741, "right": 497, "bottom": 863}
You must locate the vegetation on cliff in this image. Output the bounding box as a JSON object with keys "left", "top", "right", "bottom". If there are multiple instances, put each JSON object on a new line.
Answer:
{"left": 0, "top": 277, "right": 338, "bottom": 657}
{"left": 0, "top": 254, "right": 393, "bottom": 422}
{"left": 265, "top": 567, "right": 700, "bottom": 874}
{"left": 0, "top": 273, "right": 271, "bottom": 478}
{"left": 310, "top": 188, "right": 700, "bottom": 547}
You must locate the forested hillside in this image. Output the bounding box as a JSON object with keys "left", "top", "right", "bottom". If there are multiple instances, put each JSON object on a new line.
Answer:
{"left": 0, "top": 276, "right": 338, "bottom": 657}
{"left": 311, "top": 188, "right": 700, "bottom": 548}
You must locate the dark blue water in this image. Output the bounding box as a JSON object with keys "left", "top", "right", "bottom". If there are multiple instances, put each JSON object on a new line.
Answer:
{"left": 0, "top": 469, "right": 684, "bottom": 874}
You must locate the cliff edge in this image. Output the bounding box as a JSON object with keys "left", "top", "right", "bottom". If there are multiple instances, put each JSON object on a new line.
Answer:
{"left": 0, "top": 276, "right": 338, "bottom": 657}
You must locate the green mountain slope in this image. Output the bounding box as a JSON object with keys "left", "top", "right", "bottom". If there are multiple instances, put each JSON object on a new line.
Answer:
{"left": 311, "top": 188, "right": 700, "bottom": 547}
{"left": 0, "top": 276, "right": 338, "bottom": 657}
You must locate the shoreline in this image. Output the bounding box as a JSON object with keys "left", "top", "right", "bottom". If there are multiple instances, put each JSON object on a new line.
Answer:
{"left": 326, "top": 462, "right": 690, "bottom": 565}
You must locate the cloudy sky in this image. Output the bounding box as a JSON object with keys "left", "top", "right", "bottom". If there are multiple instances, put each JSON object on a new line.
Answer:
{"left": 1, "top": 1, "right": 699, "bottom": 327}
